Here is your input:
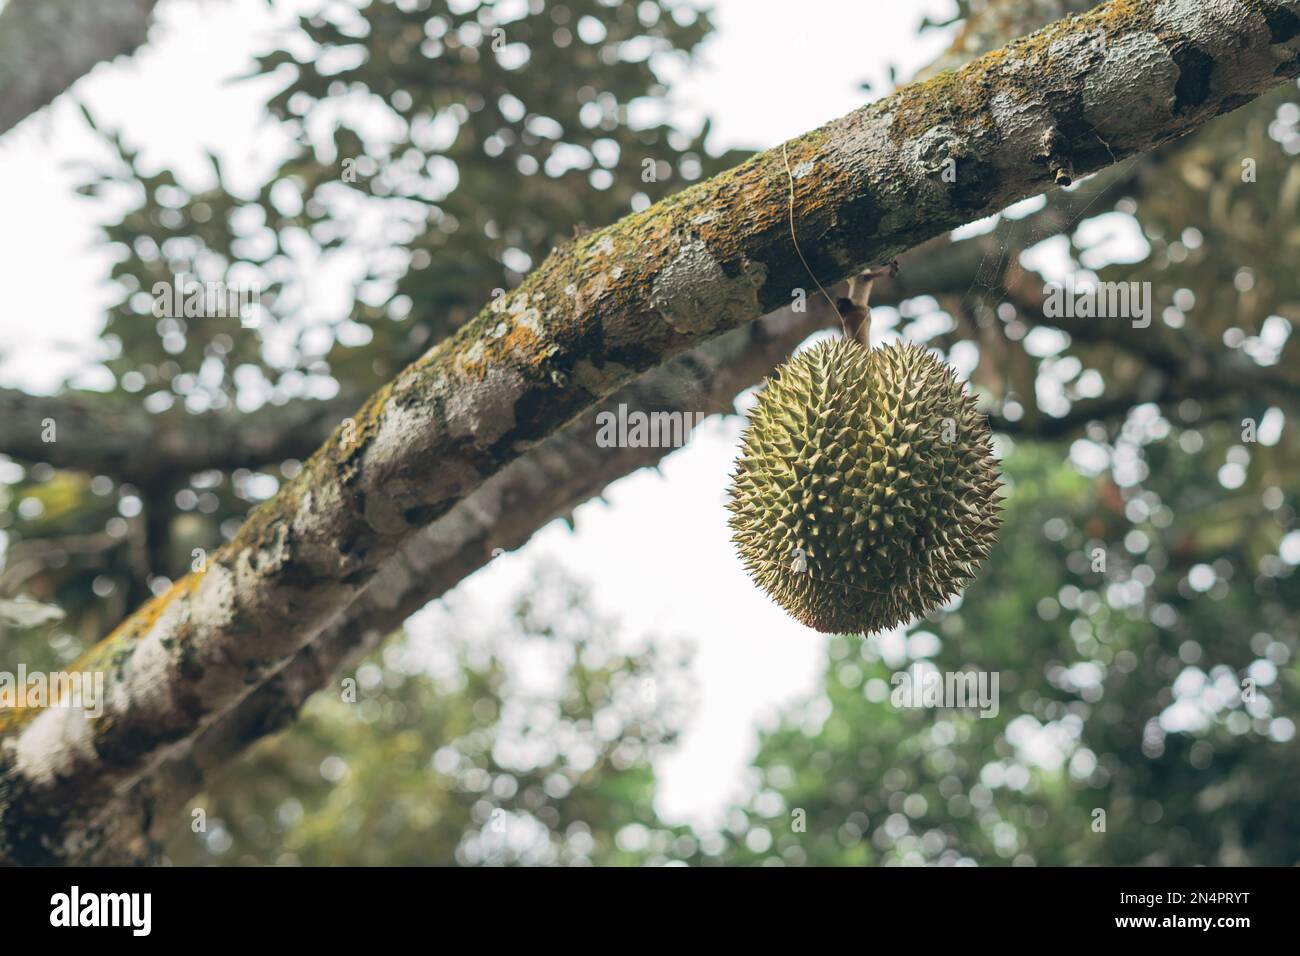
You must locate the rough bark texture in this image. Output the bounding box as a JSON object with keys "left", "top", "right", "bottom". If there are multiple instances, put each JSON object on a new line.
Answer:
{"left": 4, "top": 0, "right": 1300, "bottom": 864}
{"left": 22, "top": 173, "right": 1201, "bottom": 865}
{"left": 81, "top": 300, "right": 842, "bottom": 863}
{"left": 920, "top": 0, "right": 1104, "bottom": 79}
{"left": 0, "top": 0, "right": 161, "bottom": 135}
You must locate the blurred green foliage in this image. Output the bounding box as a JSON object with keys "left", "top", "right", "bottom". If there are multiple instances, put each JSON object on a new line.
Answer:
{"left": 2, "top": 0, "right": 745, "bottom": 656}
{"left": 166, "top": 569, "right": 696, "bottom": 865}
{"left": 708, "top": 438, "right": 1300, "bottom": 865}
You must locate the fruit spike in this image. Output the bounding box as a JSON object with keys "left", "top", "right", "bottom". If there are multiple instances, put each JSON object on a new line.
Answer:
{"left": 727, "top": 338, "right": 1002, "bottom": 635}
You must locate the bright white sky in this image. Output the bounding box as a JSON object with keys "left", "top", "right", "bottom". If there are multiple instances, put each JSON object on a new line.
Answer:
{"left": 0, "top": 0, "right": 960, "bottom": 829}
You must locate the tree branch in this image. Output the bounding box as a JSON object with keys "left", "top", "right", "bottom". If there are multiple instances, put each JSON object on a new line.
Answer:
{"left": 0, "top": 163, "right": 1134, "bottom": 483}
{"left": 79, "top": 300, "right": 839, "bottom": 862}
{"left": 4, "top": 0, "right": 1299, "bottom": 863}
{"left": 0, "top": 386, "right": 362, "bottom": 483}
{"left": 0, "top": 0, "right": 161, "bottom": 135}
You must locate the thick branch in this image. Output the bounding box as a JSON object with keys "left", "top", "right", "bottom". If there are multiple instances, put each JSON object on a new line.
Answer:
{"left": 82, "top": 300, "right": 837, "bottom": 862}
{"left": 0, "top": 0, "right": 161, "bottom": 135}
{"left": 106, "top": 301, "right": 1300, "bottom": 864}
{"left": 0, "top": 157, "right": 1135, "bottom": 483}
{"left": 99, "top": 251, "right": 1239, "bottom": 861}
{"left": 4, "top": 0, "right": 1299, "bottom": 864}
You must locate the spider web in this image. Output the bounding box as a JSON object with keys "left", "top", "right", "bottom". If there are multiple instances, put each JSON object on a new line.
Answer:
{"left": 925, "top": 133, "right": 1134, "bottom": 430}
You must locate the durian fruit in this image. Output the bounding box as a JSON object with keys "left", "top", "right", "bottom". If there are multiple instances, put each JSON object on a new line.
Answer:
{"left": 727, "top": 338, "right": 1001, "bottom": 635}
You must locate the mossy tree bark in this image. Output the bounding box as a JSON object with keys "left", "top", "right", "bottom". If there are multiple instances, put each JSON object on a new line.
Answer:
{"left": 3, "top": 0, "right": 1300, "bottom": 864}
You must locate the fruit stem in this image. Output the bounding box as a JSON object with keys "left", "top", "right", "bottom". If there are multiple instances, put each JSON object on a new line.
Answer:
{"left": 836, "top": 260, "right": 899, "bottom": 348}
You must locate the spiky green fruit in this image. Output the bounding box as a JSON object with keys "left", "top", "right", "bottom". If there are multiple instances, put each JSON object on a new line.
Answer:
{"left": 727, "top": 338, "right": 1002, "bottom": 635}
